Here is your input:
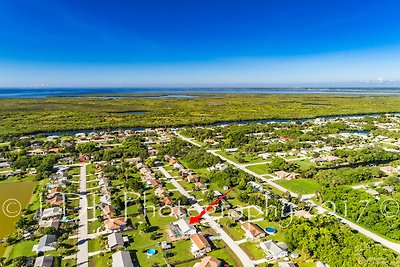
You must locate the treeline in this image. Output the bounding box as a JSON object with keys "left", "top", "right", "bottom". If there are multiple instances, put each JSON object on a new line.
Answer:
{"left": 265, "top": 157, "right": 301, "bottom": 173}
{"left": 203, "top": 166, "right": 252, "bottom": 188}
{"left": 8, "top": 154, "right": 57, "bottom": 179}
{"left": 159, "top": 138, "right": 221, "bottom": 169}
{"left": 321, "top": 186, "right": 400, "bottom": 240}
{"left": 333, "top": 147, "right": 399, "bottom": 164}
{"left": 181, "top": 148, "right": 221, "bottom": 169}
{"left": 314, "top": 166, "right": 383, "bottom": 187}
{"left": 284, "top": 216, "right": 400, "bottom": 267}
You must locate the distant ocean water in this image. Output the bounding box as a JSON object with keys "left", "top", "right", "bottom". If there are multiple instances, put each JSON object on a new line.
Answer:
{"left": 1, "top": 87, "right": 400, "bottom": 98}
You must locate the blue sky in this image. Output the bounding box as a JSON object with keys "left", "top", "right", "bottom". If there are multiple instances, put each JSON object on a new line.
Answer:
{"left": 1, "top": 0, "right": 400, "bottom": 87}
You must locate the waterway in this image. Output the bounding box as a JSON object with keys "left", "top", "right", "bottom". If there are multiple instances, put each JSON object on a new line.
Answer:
{"left": 2, "top": 87, "right": 400, "bottom": 98}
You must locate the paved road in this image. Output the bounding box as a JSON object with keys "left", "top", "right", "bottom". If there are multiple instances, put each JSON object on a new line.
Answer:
{"left": 158, "top": 166, "right": 254, "bottom": 267}
{"left": 77, "top": 163, "right": 89, "bottom": 267}
{"left": 176, "top": 132, "right": 400, "bottom": 254}
{"left": 311, "top": 200, "right": 400, "bottom": 252}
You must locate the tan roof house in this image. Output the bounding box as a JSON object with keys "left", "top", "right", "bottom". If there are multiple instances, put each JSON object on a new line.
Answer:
{"left": 241, "top": 222, "right": 266, "bottom": 239}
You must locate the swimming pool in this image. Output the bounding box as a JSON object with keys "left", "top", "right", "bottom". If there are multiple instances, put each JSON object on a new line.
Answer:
{"left": 147, "top": 249, "right": 156, "bottom": 256}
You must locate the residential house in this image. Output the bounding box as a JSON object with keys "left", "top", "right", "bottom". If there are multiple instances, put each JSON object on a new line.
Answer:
{"left": 101, "top": 186, "right": 111, "bottom": 196}
{"left": 47, "top": 195, "right": 63, "bottom": 207}
{"left": 278, "top": 262, "right": 295, "bottom": 267}
{"left": 366, "top": 188, "right": 379, "bottom": 198}
{"left": 173, "top": 162, "right": 184, "bottom": 170}
{"left": 34, "top": 255, "right": 54, "bottom": 267}
{"left": 112, "top": 251, "right": 133, "bottom": 267}
{"left": 260, "top": 240, "right": 288, "bottom": 259}
{"left": 100, "top": 195, "right": 112, "bottom": 205}
{"left": 228, "top": 209, "right": 245, "bottom": 222}
{"left": 149, "top": 179, "right": 161, "bottom": 188}
{"left": 295, "top": 210, "right": 312, "bottom": 219}
{"left": 172, "top": 206, "right": 187, "bottom": 218}
{"left": 99, "top": 177, "right": 110, "bottom": 187}
{"left": 380, "top": 166, "right": 399, "bottom": 175}
{"left": 0, "top": 162, "right": 11, "bottom": 168}
{"left": 39, "top": 218, "right": 60, "bottom": 229}
{"left": 160, "top": 197, "right": 174, "bottom": 206}
{"left": 190, "top": 234, "right": 212, "bottom": 257}
{"left": 31, "top": 149, "right": 46, "bottom": 155}
{"left": 180, "top": 169, "right": 191, "bottom": 178}
{"left": 169, "top": 158, "right": 178, "bottom": 166}
{"left": 274, "top": 171, "right": 300, "bottom": 180}
{"left": 48, "top": 148, "right": 61, "bottom": 153}
{"left": 169, "top": 219, "right": 197, "bottom": 237}
{"left": 187, "top": 174, "right": 200, "bottom": 183}
{"left": 40, "top": 207, "right": 63, "bottom": 220}
{"left": 102, "top": 205, "right": 117, "bottom": 219}
{"left": 33, "top": 235, "right": 56, "bottom": 253}
{"left": 124, "top": 157, "right": 142, "bottom": 165}
{"left": 241, "top": 222, "right": 266, "bottom": 239}
{"left": 108, "top": 232, "right": 125, "bottom": 251}
{"left": 156, "top": 187, "right": 168, "bottom": 197}
{"left": 383, "top": 186, "right": 395, "bottom": 193}
{"left": 312, "top": 155, "right": 340, "bottom": 164}
{"left": 193, "top": 256, "right": 222, "bottom": 267}
{"left": 194, "top": 182, "right": 207, "bottom": 190}
{"left": 105, "top": 218, "right": 127, "bottom": 232}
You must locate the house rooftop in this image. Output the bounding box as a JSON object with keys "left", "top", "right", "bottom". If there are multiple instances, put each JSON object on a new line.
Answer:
{"left": 108, "top": 232, "right": 124, "bottom": 248}
{"left": 34, "top": 255, "right": 54, "bottom": 267}
{"left": 195, "top": 256, "right": 222, "bottom": 267}
{"left": 190, "top": 234, "right": 210, "bottom": 250}
{"left": 112, "top": 251, "right": 133, "bottom": 267}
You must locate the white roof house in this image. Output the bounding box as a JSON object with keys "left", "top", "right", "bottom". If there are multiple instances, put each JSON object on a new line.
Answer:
{"left": 112, "top": 251, "right": 133, "bottom": 267}
{"left": 260, "top": 240, "right": 288, "bottom": 259}
{"left": 173, "top": 219, "right": 197, "bottom": 236}
{"left": 41, "top": 207, "right": 63, "bottom": 219}
{"left": 100, "top": 195, "right": 112, "bottom": 205}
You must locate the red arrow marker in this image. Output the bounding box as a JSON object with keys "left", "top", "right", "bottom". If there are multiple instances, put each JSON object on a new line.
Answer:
{"left": 189, "top": 189, "right": 232, "bottom": 224}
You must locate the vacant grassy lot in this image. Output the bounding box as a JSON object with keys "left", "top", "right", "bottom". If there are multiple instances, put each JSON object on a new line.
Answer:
{"left": 246, "top": 163, "right": 270, "bottom": 175}
{"left": 275, "top": 178, "right": 321, "bottom": 195}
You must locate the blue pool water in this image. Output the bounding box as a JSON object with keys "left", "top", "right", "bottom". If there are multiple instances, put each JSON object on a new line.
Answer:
{"left": 147, "top": 249, "right": 156, "bottom": 255}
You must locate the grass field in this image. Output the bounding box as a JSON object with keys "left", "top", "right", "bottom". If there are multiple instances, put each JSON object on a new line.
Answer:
{"left": 246, "top": 163, "right": 270, "bottom": 175}
{"left": 275, "top": 178, "right": 321, "bottom": 195}
{"left": 3, "top": 240, "right": 36, "bottom": 260}
{"left": 3, "top": 94, "right": 400, "bottom": 135}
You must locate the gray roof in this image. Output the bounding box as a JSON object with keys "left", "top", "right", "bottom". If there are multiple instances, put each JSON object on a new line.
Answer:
{"left": 278, "top": 262, "right": 295, "bottom": 267}
{"left": 34, "top": 255, "right": 53, "bottom": 267}
{"left": 41, "top": 207, "right": 62, "bottom": 219}
{"left": 108, "top": 232, "right": 124, "bottom": 248}
{"left": 112, "top": 251, "right": 133, "bottom": 267}
{"left": 262, "top": 240, "right": 288, "bottom": 255}
{"left": 37, "top": 235, "right": 56, "bottom": 250}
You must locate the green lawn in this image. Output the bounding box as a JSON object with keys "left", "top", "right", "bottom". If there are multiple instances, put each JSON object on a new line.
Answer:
{"left": 208, "top": 239, "right": 243, "bottom": 267}
{"left": 275, "top": 178, "right": 321, "bottom": 195}
{"left": 246, "top": 164, "right": 270, "bottom": 175}
{"left": 296, "top": 159, "right": 316, "bottom": 170}
{"left": 216, "top": 151, "right": 267, "bottom": 164}
{"left": 4, "top": 240, "right": 36, "bottom": 260}
{"left": 297, "top": 262, "right": 318, "bottom": 267}
{"left": 239, "top": 241, "right": 265, "bottom": 261}
{"left": 88, "top": 238, "right": 104, "bottom": 253}
{"left": 89, "top": 252, "right": 113, "bottom": 267}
